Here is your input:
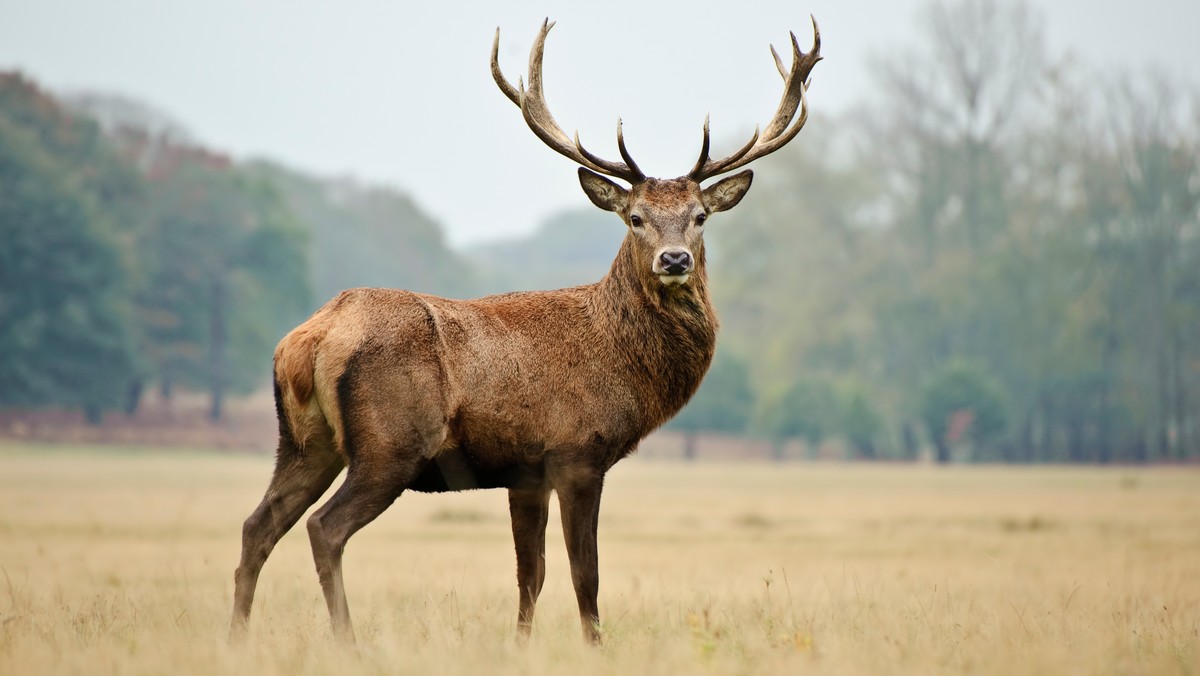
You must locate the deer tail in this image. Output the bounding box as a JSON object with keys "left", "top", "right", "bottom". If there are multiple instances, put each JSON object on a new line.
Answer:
{"left": 273, "top": 324, "right": 323, "bottom": 452}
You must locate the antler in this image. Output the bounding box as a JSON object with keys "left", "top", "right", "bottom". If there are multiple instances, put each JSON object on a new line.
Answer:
{"left": 687, "top": 16, "right": 822, "bottom": 182}
{"left": 492, "top": 20, "right": 646, "bottom": 184}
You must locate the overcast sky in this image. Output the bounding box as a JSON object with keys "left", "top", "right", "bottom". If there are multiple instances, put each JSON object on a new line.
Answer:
{"left": 2, "top": 0, "right": 1198, "bottom": 245}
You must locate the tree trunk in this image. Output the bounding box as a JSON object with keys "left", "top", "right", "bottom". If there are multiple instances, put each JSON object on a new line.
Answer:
{"left": 209, "top": 278, "right": 227, "bottom": 422}
{"left": 1067, "top": 417, "right": 1085, "bottom": 463}
{"left": 902, "top": 423, "right": 919, "bottom": 460}
{"left": 855, "top": 439, "right": 877, "bottom": 460}
{"left": 682, "top": 432, "right": 697, "bottom": 462}
{"left": 934, "top": 438, "right": 951, "bottom": 464}
{"left": 770, "top": 440, "right": 787, "bottom": 463}
{"left": 1017, "top": 419, "right": 1034, "bottom": 463}
{"left": 1040, "top": 395, "right": 1056, "bottom": 461}
{"left": 1132, "top": 434, "right": 1148, "bottom": 464}
{"left": 124, "top": 380, "right": 143, "bottom": 416}
{"left": 1173, "top": 335, "right": 1189, "bottom": 460}
{"left": 1097, "top": 364, "right": 1113, "bottom": 464}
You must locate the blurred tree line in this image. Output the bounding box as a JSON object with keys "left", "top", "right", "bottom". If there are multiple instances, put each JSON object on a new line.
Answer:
{"left": 699, "top": 0, "right": 1200, "bottom": 462}
{"left": 2, "top": 0, "right": 1196, "bottom": 463}
{"left": 0, "top": 75, "right": 469, "bottom": 421}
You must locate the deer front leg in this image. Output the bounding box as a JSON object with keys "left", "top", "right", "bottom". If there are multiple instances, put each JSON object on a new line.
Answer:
{"left": 555, "top": 473, "right": 604, "bottom": 644}
{"left": 509, "top": 487, "right": 551, "bottom": 640}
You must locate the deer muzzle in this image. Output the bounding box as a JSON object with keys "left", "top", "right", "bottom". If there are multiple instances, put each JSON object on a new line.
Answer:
{"left": 655, "top": 248, "right": 694, "bottom": 285}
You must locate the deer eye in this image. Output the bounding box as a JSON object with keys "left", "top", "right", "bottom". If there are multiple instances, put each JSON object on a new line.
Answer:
{"left": 695, "top": 213, "right": 707, "bottom": 226}
{"left": 630, "top": 214, "right": 643, "bottom": 228}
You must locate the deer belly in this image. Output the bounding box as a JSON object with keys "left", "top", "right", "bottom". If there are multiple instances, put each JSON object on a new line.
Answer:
{"left": 408, "top": 446, "right": 546, "bottom": 493}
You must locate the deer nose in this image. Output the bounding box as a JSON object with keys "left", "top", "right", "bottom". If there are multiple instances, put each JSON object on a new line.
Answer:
{"left": 659, "top": 249, "right": 693, "bottom": 275}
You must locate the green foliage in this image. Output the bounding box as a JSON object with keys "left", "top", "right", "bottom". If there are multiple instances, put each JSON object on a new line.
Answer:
{"left": 466, "top": 208, "right": 625, "bottom": 294}
{"left": 710, "top": 116, "right": 880, "bottom": 393}
{"left": 836, "top": 381, "right": 884, "bottom": 459}
{"left": 696, "top": 1, "right": 1200, "bottom": 463}
{"left": 0, "top": 74, "right": 143, "bottom": 213}
{"left": 0, "top": 71, "right": 497, "bottom": 421}
{"left": 0, "top": 107, "right": 136, "bottom": 417}
{"left": 251, "top": 163, "right": 478, "bottom": 302}
{"left": 757, "top": 377, "right": 839, "bottom": 449}
{"left": 752, "top": 376, "right": 886, "bottom": 459}
{"left": 130, "top": 146, "right": 312, "bottom": 417}
{"left": 669, "top": 348, "right": 754, "bottom": 437}
{"left": 0, "top": 74, "right": 312, "bottom": 420}
{"left": 919, "top": 362, "right": 1009, "bottom": 462}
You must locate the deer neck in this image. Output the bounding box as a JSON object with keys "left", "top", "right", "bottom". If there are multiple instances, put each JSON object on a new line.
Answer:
{"left": 592, "top": 234, "right": 718, "bottom": 425}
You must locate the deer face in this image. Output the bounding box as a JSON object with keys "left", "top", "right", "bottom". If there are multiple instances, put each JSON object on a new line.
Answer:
{"left": 578, "top": 169, "right": 753, "bottom": 286}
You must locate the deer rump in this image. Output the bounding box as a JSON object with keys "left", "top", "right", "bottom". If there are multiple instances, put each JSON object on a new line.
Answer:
{"left": 275, "top": 286, "right": 674, "bottom": 493}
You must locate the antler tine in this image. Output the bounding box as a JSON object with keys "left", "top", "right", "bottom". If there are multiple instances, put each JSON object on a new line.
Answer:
{"left": 491, "top": 28, "right": 521, "bottom": 107}
{"left": 572, "top": 121, "right": 646, "bottom": 181}
{"left": 811, "top": 14, "right": 822, "bottom": 58}
{"left": 690, "top": 125, "right": 762, "bottom": 180}
{"left": 770, "top": 44, "right": 787, "bottom": 80}
{"left": 493, "top": 19, "right": 645, "bottom": 184}
{"left": 760, "top": 30, "right": 806, "bottom": 142}
{"left": 518, "top": 21, "right": 583, "bottom": 160}
{"left": 689, "top": 15, "right": 822, "bottom": 182}
{"left": 687, "top": 114, "right": 712, "bottom": 179}
{"left": 616, "top": 118, "right": 646, "bottom": 182}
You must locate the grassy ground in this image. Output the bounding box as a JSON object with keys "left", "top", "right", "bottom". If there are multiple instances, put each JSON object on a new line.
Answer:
{"left": 0, "top": 442, "right": 1197, "bottom": 675}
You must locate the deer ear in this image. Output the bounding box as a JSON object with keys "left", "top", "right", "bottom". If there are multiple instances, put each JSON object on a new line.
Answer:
{"left": 702, "top": 170, "right": 753, "bottom": 213}
{"left": 578, "top": 168, "right": 629, "bottom": 213}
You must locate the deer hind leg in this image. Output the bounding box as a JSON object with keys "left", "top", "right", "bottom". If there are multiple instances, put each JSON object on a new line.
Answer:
{"left": 230, "top": 431, "right": 344, "bottom": 640}
{"left": 308, "top": 337, "right": 449, "bottom": 643}
{"left": 305, "top": 452, "right": 425, "bottom": 644}
{"left": 508, "top": 487, "right": 551, "bottom": 640}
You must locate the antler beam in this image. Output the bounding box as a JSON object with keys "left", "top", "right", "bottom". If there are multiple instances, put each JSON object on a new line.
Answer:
{"left": 688, "top": 16, "right": 822, "bottom": 182}
{"left": 492, "top": 20, "right": 646, "bottom": 184}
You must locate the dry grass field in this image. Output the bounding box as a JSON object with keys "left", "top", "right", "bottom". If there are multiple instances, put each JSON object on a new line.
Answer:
{"left": 0, "top": 442, "right": 1197, "bottom": 675}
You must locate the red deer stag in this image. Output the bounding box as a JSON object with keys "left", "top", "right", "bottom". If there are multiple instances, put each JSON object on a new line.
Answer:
{"left": 230, "top": 17, "right": 821, "bottom": 645}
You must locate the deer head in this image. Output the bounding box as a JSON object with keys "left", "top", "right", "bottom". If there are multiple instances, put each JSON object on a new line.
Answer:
{"left": 492, "top": 18, "right": 822, "bottom": 287}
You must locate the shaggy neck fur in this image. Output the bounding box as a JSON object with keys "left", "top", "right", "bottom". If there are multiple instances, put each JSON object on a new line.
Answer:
{"left": 589, "top": 233, "right": 718, "bottom": 428}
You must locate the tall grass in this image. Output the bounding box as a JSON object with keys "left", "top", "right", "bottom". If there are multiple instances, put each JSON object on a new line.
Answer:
{"left": 1, "top": 442, "right": 1197, "bottom": 674}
